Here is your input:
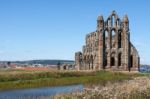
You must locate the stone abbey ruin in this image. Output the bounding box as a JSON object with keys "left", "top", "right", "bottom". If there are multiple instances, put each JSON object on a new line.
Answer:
{"left": 75, "top": 11, "right": 140, "bottom": 71}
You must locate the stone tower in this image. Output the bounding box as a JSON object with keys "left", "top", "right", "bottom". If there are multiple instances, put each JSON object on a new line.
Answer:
{"left": 75, "top": 11, "right": 140, "bottom": 71}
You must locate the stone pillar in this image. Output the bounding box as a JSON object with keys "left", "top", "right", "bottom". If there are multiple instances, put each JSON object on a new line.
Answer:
{"left": 75, "top": 52, "right": 83, "bottom": 71}
{"left": 99, "top": 31, "right": 105, "bottom": 69}
{"left": 107, "top": 29, "right": 111, "bottom": 68}
{"left": 123, "top": 30, "right": 130, "bottom": 71}
{"left": 122, "top": 15, "right": 130, "bottom": 71}
{"left": 115, "top": 30, "right": 119, "bottom": 49}
{"left": 115, "top": 30, "right": 119, "bottom": 68}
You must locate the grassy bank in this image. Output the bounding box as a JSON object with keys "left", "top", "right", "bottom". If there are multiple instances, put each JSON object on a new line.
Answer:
{"left": 0, "top": 69, "right": 143, "bottom": 90}
{"left": 53, "top": 77, "right": 150, "bottom": 99}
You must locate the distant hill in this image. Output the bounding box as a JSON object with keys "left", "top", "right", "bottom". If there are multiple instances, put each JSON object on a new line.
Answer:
{"left": 140, "top": 65, "right": 150, "bottom": 73}
{"left": 0, "top": 60, "right": 75, "bottom": 65}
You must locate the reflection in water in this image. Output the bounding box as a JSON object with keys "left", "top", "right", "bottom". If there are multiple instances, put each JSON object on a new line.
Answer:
{"left": 0, "top": 84, "right": 83, "bottom": 99}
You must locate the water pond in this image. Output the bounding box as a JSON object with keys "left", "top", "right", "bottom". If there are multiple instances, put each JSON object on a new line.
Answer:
{"left": 0, "top": 84, "right": 83, "bottom": 99}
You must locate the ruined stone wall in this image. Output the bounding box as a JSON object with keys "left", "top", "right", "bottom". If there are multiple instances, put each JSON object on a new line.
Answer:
{"left": 75, "top": 11, "right": 140, "bottom": 71}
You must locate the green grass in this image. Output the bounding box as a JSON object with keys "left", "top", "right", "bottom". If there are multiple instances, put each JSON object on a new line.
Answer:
{"left": 0, "top": 69, "right": 143, "bottom": 90}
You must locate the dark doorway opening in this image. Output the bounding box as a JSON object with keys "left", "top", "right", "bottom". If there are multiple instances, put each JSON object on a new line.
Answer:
{"left": 111, "top": 57, "right": 115, "bottom": 66}
{"left": 130, "top": 55, "right": 133, "bottom": 68}
{"left": 63, "top": 66, "right": 66, "bottom": 70}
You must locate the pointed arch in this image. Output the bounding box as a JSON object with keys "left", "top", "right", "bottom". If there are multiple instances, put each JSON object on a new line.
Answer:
{"left": 112, "top": 16, "right": 116, "bottom": 27}
{"left": 107, "top": 18, "right": 111, "bottom": 26}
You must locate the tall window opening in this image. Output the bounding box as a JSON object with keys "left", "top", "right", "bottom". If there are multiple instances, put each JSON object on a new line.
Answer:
{"left": 111, "top": 30, "right": 115, "bottom": 48}
{"left": 118, "top": 31, "right": 122, "bottom": 48}
{"left": 112, "top": 16, "right": 115, "bottom": 27}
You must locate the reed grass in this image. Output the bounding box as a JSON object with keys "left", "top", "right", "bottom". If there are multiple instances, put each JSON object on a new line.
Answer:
{"left": 0, "top": 69, "right": 143, "bottom": 90}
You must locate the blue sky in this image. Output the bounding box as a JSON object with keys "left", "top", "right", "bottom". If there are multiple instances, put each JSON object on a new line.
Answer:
{"left": 0, "top": 0, "right": 150, "bottom": 64}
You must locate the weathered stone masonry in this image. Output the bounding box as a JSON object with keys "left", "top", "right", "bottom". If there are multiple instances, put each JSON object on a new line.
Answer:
{"left": 75, "top": 11, "right": 140, "bottom": 71}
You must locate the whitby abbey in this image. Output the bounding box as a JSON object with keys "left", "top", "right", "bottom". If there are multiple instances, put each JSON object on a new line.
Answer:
{"left": 75, "top": 11, "right": 140, "bottom": 71}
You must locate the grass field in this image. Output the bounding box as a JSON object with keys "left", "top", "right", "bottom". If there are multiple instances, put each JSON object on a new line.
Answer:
{"left": 0, "top": 69, "right": 145, "bottom": 90}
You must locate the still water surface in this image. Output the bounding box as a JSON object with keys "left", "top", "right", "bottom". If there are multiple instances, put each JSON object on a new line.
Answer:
{"left": 0, "top": 84, "right": 83, "bottom": 99}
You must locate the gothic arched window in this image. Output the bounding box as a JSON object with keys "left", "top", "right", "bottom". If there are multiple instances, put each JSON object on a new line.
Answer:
{"left": 111, "top": 30, "right": 115, "bottom": 48}
{"left": 112, "top": 16, "right": 115, "bottom": 27}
